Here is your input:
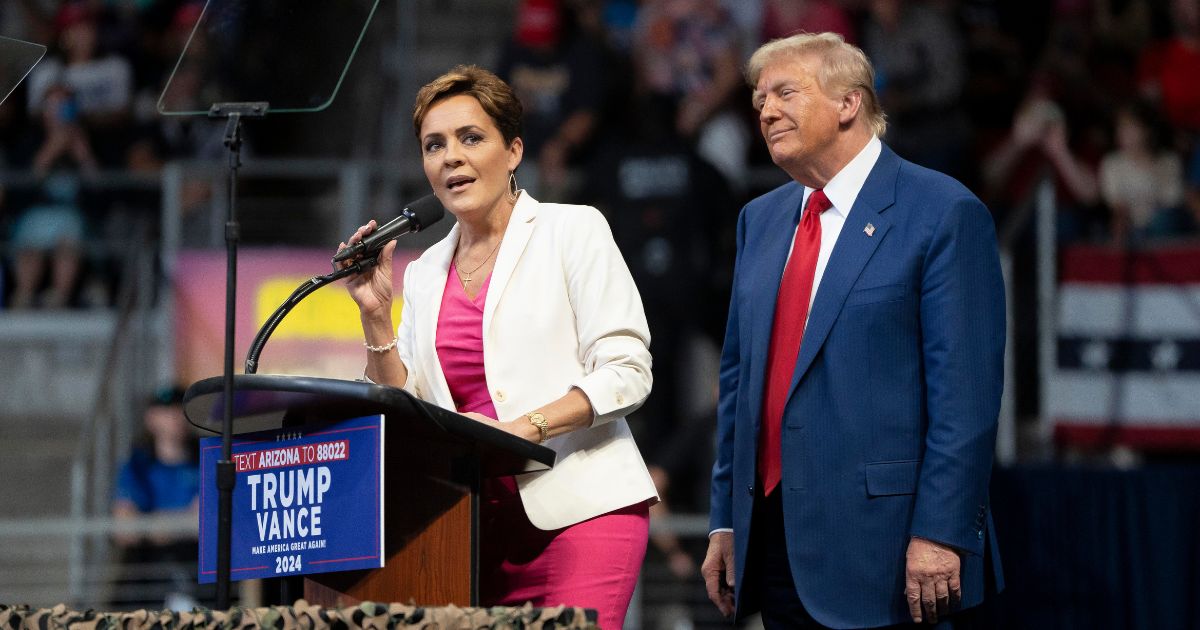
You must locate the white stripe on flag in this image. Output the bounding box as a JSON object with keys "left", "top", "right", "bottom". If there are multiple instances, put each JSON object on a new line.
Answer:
{"left": 1058, "top": 285, "right": 1200, "bottom": 337}
{"left": 1049, "top": 370, "right": 1200, "bottom": 425}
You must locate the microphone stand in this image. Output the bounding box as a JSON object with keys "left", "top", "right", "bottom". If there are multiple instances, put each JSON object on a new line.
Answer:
{"left": 244, "top": 256, "right": 379, "bottom": 375}
{"left": 208, "top": 101, "right": 266, "bottom": 610}
{"left": 240, "top": 253, "right": 381, "bottom": 604}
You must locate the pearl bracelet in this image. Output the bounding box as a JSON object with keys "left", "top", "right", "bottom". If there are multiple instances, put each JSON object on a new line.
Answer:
{"left": 364, "top": 336, "right": 398, "bottom": 353}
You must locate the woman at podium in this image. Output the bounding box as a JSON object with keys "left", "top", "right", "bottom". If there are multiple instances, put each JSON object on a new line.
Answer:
{"left": 337, "top": 65, "right": 657, "bottom": 630}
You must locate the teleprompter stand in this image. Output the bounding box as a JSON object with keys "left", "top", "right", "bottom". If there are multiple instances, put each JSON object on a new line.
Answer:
{"left": 160, "top": 0, "right": 386, "bottom": 607}
{"left": 207, "top": 101, "right": 266, "bottom": 609}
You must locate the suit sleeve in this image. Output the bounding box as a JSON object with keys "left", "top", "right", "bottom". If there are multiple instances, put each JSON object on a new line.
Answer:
{"left": 565, "top": 206, "right": 654, "bottom": 426}
{"left": 709, "top": 205, "right": 748, "bottom": 532}
{"left": 910, "top": 194, "right": 1006, "bottom": 556}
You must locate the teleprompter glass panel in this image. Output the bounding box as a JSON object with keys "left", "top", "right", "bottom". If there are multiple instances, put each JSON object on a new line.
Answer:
{"left": 157, "top": 0, "right": 379, "bottom": 116}
{"left": 0, "top": 36, "right": 47, "bottom": 107}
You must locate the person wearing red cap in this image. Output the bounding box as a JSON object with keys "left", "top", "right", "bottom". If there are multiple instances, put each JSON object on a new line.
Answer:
{"left": 497, "top": 0, "right": 606, "bottom": 200}
{"left": 27, "top": 2, "right": 132, "bottom": 124}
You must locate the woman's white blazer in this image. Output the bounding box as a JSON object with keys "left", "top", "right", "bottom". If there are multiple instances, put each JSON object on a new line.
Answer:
{"left": 394, "top": 192, "right": 658, "bottom": 530}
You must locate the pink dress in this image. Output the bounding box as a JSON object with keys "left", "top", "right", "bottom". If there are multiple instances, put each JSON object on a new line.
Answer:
{"left": 434, "top": 261, "right": 649, "bottom": 630}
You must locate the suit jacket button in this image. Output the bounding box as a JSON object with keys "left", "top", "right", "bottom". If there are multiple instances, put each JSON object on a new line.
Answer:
{"left": 494, "top": 390, "right": 506, "bottom": 402}
{"left": 747, "top": 484, "right": 754, "bottom": 496}
{"left": 616, "top": 393, "right": 625, "bottom": 405}
{"left": 977, "top": 530, "right": 984, "bottom": 540}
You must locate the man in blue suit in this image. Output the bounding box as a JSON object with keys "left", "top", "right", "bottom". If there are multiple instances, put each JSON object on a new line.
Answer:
{"left": 702, "top": 33, "right": 1005, "bottom": 628}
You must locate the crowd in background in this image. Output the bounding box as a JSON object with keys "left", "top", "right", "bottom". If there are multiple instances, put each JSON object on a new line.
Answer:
{"left": 487, "top": 0, "right": 1200, "bottom": 512}
{"left": 0, "top": 0, "right": 1195, "bottom": 311}
{"left": 1, "top": 0, "right": 1199, "bottom": 610}
{"left": 0, "top": 0, "right": 214, "bottom": 311}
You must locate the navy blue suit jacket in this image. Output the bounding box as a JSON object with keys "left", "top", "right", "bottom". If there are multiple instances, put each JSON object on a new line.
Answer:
{"left": 710, "top": 145, "right": 1006, "bottom": 628}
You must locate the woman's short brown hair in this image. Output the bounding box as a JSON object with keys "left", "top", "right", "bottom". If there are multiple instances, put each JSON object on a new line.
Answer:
{"left": 412, "top": 65, "right": 523, "bottom": 145}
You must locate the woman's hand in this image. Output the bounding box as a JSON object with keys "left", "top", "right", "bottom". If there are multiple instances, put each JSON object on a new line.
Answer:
{"left": 338, "top": 220, "right": 398, "bottom": 317}
{"left": 461, "top": 411, "right": 544, "bottom": 443}
{"left": 338, "top": 221, "right": 410, "bottom": 387}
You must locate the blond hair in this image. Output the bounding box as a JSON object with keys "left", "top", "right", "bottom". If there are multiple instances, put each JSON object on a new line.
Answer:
{"left": 412, "top": 65, "right": 523, "bottom": 145}
{"left": 746, "top": 32, "right": 887, "bottom": 138}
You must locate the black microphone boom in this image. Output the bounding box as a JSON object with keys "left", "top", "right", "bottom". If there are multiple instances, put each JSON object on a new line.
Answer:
{"left": 332, "top": 194, "right": 445, "bottom": 262}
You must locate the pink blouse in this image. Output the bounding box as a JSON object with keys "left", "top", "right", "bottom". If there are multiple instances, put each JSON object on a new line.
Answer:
{"left": 434, "top": 261, "right": 498, "bottom": 419}
{"left": 434, "top": 262, "right": 648, "bottom": 630}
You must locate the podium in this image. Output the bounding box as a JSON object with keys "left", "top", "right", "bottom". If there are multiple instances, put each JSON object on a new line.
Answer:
{"left": 183, "top": 374, "right": 555, "bottom": 607}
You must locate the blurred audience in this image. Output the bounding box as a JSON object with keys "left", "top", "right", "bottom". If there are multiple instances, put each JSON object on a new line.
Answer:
{"left": 980, "top": 89, "right": 1100, "bottom": 425}
{"left": 497, "top": 0, "right": 607, "bottom": 200}
{"left": 983, "top": 92, "right": 1101, "bottom": 243}
{"left": 25, "top": 1, "right": 134, "bottom": 167}
{"left": 31, "top": 82, "right": 98, "bottom": 176}
{"left": 112, "top": 385, "right": 199, "bottom": 547}
{"left": 7, "top": 171, "right": 86, "bottom": 309}
{"left": 110, "top": 385, "right": 202, "bottom": 610}
{"left": 760, "top": 0, "right": 856, "bottom": 44}
{"left": 1137, "top": 0, "right": 1200, "bottom": 136}
{"left": 582, "top": 58, "right": 735, "bottom": 601}
{"left": 862, "top": 0, "right": 969, "bottom": 180}
{"left": 1188, "top": 144, "right": 1200, "bottom": 225}
{"left": 2, "top": 2, "right": 1200, "bottom": 550}
{"left": 1100, "top": 100, "right": 1189, "bottom": 243}
{"left": 584, "top": 91, "right": 733, "bottom": 447}
{"left": 631, "top": 0, "right": 750, "bottom": 189}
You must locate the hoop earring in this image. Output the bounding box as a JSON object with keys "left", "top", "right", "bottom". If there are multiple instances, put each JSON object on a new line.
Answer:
{"left": 507, "top": 170, "right": 519, "bottom": 202}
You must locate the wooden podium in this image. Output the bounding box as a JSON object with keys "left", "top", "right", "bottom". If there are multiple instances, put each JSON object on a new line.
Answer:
{"left": 183, "top": 374, "right": 555, "bottom": 608}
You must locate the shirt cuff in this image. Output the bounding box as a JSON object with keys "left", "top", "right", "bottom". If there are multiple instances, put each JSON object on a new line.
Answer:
{"left": 709, "top": 527, "right": 733, "bottom": 538}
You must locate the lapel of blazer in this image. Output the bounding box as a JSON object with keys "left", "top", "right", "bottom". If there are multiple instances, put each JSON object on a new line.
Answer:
{"left": 786, "top": 144, "right": 900, "bottom": 399}
{"left": 747, "top": 183, "right": 806, "bottom": 428}
{"left": 416, "top": 223, "right": 457, "bottom": 406}
{"left": 482, "top": 191, "right": 537, "bottom": 335}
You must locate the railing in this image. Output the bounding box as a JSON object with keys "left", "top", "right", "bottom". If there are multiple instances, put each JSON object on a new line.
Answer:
{"left": 0, "top": 168, "right": 166, "bottom": 607}
{"left": 66, "top": 210, "right": 158, "bottom": 605}
{"left": 0, "top": 159, "right": 442, "bottom": 607}
{"left": 1034, "top": 177, "right": 1058, "bottom": 452}
{"left": 0, "top": 0, "right": 527, "bottom": 610}
{"left": 0, "top": 515, "right": 203, "bottom": 610}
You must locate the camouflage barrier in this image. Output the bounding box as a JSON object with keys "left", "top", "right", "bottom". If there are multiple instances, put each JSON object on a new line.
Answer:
{"left": 0, "top": 600, "right": 599, "bottom": 629}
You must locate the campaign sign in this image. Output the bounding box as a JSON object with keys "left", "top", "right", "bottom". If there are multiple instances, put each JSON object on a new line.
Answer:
{"left": 198, "top": 414, "right": 385, "bottom": 583}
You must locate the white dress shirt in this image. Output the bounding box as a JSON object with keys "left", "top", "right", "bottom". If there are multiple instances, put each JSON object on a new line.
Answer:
{"left": 798, "top": 135, "right": 883, "bottom": 315}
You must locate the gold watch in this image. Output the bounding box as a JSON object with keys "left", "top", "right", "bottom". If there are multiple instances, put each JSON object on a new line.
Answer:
{"left": 526, "top": 412, "right": 549, "bottom": 443}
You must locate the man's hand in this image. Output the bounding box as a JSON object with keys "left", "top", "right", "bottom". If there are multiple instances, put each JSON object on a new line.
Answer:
{"left": 702, "top": 531, "right": 736, "bottom": 618}
{"left": 905, "top": 536, "right": 962, "bottom": 624}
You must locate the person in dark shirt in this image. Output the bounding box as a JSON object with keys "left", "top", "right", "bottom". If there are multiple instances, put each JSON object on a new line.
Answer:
{"left": 110, "top": 386, "right": 203, "bottom": 609}
{"left": 496, "top": 0, "right": 606, "bottom": 200}
{"left": 583, "top": 89, "right": 734, "bottom": 583}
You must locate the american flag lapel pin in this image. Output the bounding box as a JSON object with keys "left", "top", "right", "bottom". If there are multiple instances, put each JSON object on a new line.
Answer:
{"left": 864, "top": 223, "right": 876, "bottom": 237}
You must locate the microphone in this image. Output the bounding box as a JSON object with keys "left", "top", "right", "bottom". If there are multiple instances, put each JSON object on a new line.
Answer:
{"left": 332, "top": 194, "right": 445, "bottom": 263}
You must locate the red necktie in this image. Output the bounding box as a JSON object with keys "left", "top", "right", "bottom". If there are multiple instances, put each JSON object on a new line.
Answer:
{"left": 759, "top": 189, "right": 831, "bottom": 496}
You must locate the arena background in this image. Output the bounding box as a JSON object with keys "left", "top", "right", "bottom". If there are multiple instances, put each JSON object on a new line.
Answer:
{"left": 1, "top": 0, "right": 1198, "bottom": 628}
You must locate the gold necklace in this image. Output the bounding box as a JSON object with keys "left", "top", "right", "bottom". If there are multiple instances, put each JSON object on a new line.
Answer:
{"left": 455, "top": 237, "right": 503, "bottom": 285}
